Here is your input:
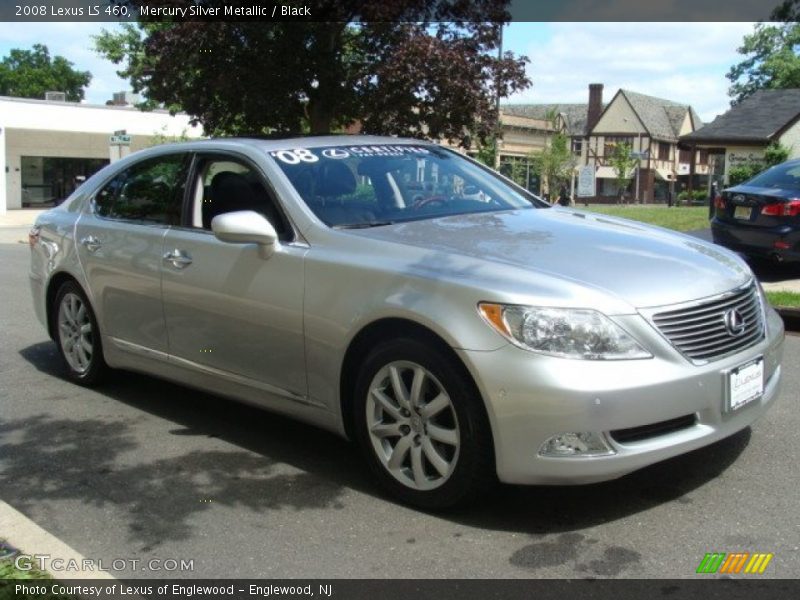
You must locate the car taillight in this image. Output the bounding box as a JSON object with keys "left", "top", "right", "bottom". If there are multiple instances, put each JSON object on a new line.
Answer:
{"left": 761, "top": 199, "right": 800, "bottom": 217}
{"left": 28, "top": 225, "right": 41, "bottom": 249}
{"left": 713, "top": 195, "right": 725, "bottom": 209}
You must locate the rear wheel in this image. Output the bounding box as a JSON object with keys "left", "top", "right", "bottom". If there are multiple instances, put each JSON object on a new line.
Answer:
{"left": 53, "top": 281, "right": 107, "bottom": 385}
{"left": 353, "top": 337, "right": 494, "bottom": 509}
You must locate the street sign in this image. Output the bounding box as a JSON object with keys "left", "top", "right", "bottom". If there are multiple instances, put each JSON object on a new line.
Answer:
{"left": 109, "top": 134, "right": 132, "bottom": 145}
{"left": 577, "top": 165, "right": 596, "bottom": 197}
{"left": 630, "top": 150, "right": 649, "bottom": 159}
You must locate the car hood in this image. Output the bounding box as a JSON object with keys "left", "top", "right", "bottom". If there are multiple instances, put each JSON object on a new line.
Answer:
{"left": 348, "top": 208, "right": 752, "bottom": 309}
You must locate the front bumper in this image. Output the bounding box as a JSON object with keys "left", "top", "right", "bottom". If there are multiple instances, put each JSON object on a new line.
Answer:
{"left": 458, "top": 306, "right": 784, "bottom": 485}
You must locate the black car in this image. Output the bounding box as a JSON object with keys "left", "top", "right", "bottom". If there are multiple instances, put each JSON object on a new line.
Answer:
{"left": 712, "top": 158, "right": 800, "bottom": 263}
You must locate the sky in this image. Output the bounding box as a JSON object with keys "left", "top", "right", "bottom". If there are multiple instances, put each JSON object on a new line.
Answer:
{"left": 0, "top": 21, "right": 758, "bottom": 123}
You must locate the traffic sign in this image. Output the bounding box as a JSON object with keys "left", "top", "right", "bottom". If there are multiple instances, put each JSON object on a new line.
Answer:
{"left": 109, "top": 135, "right": 132, "bottom": 145}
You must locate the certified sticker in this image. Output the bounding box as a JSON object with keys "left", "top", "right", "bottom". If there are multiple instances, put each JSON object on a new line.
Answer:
{"left": 321, "top": 148, "right": 350, "bottom": 159}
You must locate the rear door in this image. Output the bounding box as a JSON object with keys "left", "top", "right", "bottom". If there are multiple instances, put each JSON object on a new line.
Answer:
{"left": 75, "top": 153, "right": 189, "bottom": 353}
{"left": 160, "top": 152, "right": 308, "bottom": 401}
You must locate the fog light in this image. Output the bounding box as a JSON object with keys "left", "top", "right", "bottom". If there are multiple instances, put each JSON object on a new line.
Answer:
{"left": 539, "top": 432, "right": 615, "bottom": 457}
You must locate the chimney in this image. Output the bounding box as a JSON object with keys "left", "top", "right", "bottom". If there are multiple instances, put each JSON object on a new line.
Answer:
{"left": 586, "top": 83, "right": 604, "bottom": 134}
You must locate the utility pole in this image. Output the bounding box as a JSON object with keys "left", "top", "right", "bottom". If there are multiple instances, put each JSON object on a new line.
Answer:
{"left": 494, "top": 22, "right": 503, "bottom": 169}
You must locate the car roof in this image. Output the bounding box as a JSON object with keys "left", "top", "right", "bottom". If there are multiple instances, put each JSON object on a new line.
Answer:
{"left": 152, "top": 135, "right": 434, "bottom": 153}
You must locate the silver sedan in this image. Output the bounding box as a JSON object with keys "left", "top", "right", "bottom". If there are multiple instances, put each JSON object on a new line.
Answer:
{"left": 29, "top": 136, "right": 784, "bottom": 508}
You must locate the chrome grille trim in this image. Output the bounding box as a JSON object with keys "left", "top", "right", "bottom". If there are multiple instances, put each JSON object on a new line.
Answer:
{"left": 647, "top": 282, "right": 765, "bottom": 363}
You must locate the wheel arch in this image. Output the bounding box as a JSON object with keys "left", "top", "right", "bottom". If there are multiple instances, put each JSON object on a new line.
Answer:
{"left": 338, "top": 317, "right": 493, "bottom": 452}
{"left": 45, "top": 271, "right": 85, "bottom": 340}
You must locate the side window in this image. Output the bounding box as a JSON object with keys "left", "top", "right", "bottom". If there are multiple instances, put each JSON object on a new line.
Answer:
{"left": 94, "top": 155, "right": 187, "bottom": 225}
{"left": 191, "top": 156, "right": 291, "bottom": 240}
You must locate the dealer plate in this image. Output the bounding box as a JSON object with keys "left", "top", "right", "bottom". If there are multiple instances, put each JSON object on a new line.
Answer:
{"left": 726, "top": 357, "right": 763, "bottom": 412}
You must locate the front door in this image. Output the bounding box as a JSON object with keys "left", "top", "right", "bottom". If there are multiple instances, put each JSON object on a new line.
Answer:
{"left": 161, "top": 154, "right": 308, "bottom": 400}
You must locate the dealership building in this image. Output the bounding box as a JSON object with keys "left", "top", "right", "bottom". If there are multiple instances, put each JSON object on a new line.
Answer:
{"left": 0, "top": 95, "right": 204, "bottom": 214}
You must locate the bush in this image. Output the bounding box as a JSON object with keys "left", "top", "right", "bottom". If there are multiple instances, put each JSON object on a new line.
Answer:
{"left": 728, "top": 164, "right": 763, "bottom": 186}
{"left": 693, "top": 190, "right": 708, "bottom": 202}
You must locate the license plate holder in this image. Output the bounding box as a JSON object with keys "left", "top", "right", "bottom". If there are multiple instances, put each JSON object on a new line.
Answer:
{"left": 725, "top": 357, "right": 764, "bottom": 412}
{"left": 734, "top": 206, "right": 752, "bottom": 220}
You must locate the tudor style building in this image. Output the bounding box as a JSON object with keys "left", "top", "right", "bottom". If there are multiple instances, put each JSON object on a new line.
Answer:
{"left": 680, "top": 89, "right": 800, "bottom": 185}
{"left": 582, "top": 88, "right": 706, "bottom": 202}
{"left": 503, "top": 84, "right": 708, "bottom": 203}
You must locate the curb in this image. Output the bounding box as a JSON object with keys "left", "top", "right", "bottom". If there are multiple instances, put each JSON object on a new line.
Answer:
{"left": 0, "top": 500, "right": 115, "bottom": 581}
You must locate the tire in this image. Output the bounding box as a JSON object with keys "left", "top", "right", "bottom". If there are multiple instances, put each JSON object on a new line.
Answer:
{"left": 353, "top": 337, "right": 495, "bottom": 509}
{"left": 53, "top": 281, "right": 107, "bottom": 386}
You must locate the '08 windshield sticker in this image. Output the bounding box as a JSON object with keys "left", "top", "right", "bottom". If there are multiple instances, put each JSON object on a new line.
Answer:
{"left": 270, "top": 145, "right": 431, "bottom": 165}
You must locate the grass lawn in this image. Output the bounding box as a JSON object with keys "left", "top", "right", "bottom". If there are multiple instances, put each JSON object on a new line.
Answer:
{"left": 0, "top": 540, "right": 74, "bottom": 600}
{"left": 765, "top": 291, "right": 800, "bottom": 308}
{"left": 579, "top": 204, "right": 711, "bottom": 233}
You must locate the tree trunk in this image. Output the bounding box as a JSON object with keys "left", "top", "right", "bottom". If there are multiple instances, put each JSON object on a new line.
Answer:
{"left": 308, "top": 101, "right": 334, "bottom": 134}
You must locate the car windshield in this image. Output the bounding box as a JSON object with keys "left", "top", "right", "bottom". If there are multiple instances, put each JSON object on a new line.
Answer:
{"left": 745, "top": 162, "right": 800, "bottom": 190}
{"left": 268, "top": 144, "right": 542, "bottom": 227}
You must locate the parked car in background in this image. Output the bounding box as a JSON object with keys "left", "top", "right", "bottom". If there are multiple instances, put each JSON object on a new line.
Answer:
{"left": 29, "top": 136, "right": 784, "bottom": 508}
{"left": 712, "top": 158, "right": 800, "bottom": 263}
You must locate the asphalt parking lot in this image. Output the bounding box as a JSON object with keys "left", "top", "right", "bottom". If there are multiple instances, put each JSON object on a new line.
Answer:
{"left": 1, "top": 227, "right": 799, "bottom": 579}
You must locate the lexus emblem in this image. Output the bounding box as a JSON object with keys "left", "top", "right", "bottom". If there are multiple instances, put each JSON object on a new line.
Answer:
{"left": 723, "top": 308, "right": 746, "bottom": 336}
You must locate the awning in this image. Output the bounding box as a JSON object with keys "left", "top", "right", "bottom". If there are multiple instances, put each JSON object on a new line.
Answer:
{"left": 595, "top": 166, "right": 634, "bottom": 179}
{"left": 655, "top": 168, "right": 675, "bottom": 181}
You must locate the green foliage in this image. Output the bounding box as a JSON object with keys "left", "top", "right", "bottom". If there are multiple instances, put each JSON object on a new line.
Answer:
{"left": 93, "top": 3, "right": 530, "bottom": 144}
{"left": 764, "top": 141, "right": 791, "bottom": 166}
{"left": 148, "top": 125, "right": 193, "bottom": 147}
{"left": 608, "top": 141, "right": 637, "bottom": 200}
{"left": 772, "top": 0, "right": 800, "bottom": 21}
{"left": 0, "top": 44, "right": 91, "bottom": 101}
{"left": 727, "top": 23, "right": 800, "bottom": 105}
{"left": 728, "top": 164, "right": 763, "bottom": 186}
{"left": 475, "top": 139, "right": 498, "bottom": 167}
{"left": 531, "top": 109, "right": 574, "bottom": 194}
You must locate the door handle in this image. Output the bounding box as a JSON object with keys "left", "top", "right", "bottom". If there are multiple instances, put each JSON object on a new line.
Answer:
{"left": 163, "top": 249, "right": 193, "bottom": 269}
{"left": 80, "top": 235, "right": 102, "bottom": 253}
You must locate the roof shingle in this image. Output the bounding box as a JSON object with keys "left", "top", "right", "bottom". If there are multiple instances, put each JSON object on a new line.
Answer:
{"left": 681, "top": 89, "right": 800, "bottom": 144}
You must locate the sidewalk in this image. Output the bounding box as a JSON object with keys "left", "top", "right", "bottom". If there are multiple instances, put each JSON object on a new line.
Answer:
{"left": 0, "top": 208, "right": 46, "bottom": 228}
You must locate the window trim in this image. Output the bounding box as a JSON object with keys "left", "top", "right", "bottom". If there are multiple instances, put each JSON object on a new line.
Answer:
{"left": 178, "top": 150, "right": 298, "bottom": 243}
{"left": 89, "top": 152, "right": 191, "bottom": 227}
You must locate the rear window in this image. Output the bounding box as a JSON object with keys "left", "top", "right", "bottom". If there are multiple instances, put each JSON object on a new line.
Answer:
{"left": 745, "top": 162, "right": 800, "bottom": 190}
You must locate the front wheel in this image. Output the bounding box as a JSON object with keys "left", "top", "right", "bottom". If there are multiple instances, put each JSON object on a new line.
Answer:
{"left": 353, "top": 338, "right": 495, "bottom": 509}
{"left": 53, "top": 281, "right": 107, "bottom": 385}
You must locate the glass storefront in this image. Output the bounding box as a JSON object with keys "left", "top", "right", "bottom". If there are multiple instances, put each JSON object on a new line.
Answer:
{"left": 21, "top": 156, "right": 109, "bottom": 206}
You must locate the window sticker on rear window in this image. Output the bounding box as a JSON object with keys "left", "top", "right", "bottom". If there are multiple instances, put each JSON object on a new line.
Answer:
{"left": 269, "top": 145, "right": 430, "bottom": 165}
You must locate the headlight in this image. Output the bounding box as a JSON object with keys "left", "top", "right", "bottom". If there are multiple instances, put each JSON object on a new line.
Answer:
{"left": 478, "top": 303, "right": 652, "bottom": 360}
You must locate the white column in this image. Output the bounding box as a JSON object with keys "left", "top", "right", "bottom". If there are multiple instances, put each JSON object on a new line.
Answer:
{"left": 0, "top": 125, "right": 6, "bottom": 215}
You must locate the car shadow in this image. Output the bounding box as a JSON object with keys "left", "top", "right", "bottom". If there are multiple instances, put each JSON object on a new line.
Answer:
{"left": 746, "top": 257, "right": 800, "bottom": 283}
{"left": 15, "top": 341, "right": 751, "bottom": 543}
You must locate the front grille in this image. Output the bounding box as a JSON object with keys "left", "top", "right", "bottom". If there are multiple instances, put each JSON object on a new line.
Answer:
{"left": 652, "top": 283, "right": 764, "bottom": 362}
{"left": 610, "top": 414, "right": 697, "bottom": 444}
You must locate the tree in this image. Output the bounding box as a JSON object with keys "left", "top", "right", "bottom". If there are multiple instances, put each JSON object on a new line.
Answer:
{"left": 94, "top": 1, "right": 530, "bottom": 147}
{"left": 531, "top": 111, "right": 575, "bottom": 197}
{"left": 608, "top": 141, "right": 637, "bottom": 203}
{"left": 772, "top": 0, "right": 800, "bottom": 21}
{"left": 0, "top": 44, "right": 91, "bottom": 102}
{"left": 726, "top": 22, "right": 800, "bottom": 105}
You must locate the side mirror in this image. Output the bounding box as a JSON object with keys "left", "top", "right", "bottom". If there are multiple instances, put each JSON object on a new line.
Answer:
{"left": 211, "top": 210, "right": 278, "bottom": 259}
